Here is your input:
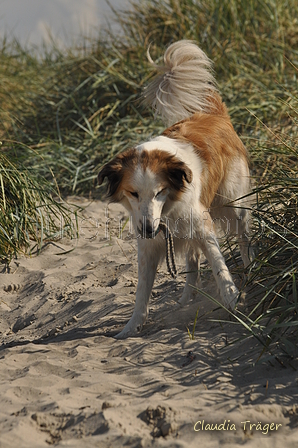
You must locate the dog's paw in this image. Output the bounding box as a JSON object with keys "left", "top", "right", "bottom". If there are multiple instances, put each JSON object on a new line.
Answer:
{"left": 114, "top": 313, "right": 146, "bottom": 339}
{"left": 177, "top": 295, "right": 189, "bottom": 308}
{"left": 178, "top": 281, "right": 201, "bottom": 307}
{"left": 222, "top": 284, "right": 239, "bottom": 310}
{"left": 178, "top": 292, "right": 194, "bottom": 307}
{"left": 114, "top": 325, "right": 142, "bottom": 339}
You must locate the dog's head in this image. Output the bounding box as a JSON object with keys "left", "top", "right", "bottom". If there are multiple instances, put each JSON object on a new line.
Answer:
{"left": 98, "top": 147, "right": 192, "bottom": 238}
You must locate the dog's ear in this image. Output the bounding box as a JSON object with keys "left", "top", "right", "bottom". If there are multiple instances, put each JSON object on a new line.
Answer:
{"left": 98, "top": 158, "right": 123, "bottom": 199}
{"left": 167, "top": 160, "right": 193, "bottom": 190}
{"left": 180, "top": 165, "right": 193, "bottom": 183}
{"left": 98, "top": 148, "right": 137, "bottom": 200}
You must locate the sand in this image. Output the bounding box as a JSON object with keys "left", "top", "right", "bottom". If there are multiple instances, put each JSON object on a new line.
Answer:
{"left": 1, "top": 198, "right": 297, "bottom": 448}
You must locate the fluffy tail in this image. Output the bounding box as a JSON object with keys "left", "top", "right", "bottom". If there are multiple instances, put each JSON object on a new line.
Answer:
{"left": 143, "top": 40, "right": 218, "bottom": 126}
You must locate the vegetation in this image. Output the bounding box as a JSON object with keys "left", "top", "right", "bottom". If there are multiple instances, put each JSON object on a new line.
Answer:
{"left": 0, "top": 150, "right": 79, "bottom": 265}
{"left": 0, "top": 0, "right": 297, "bottom": 357}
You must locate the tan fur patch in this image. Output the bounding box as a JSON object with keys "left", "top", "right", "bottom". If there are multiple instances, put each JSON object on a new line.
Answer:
{"left": 163, "top": 105, "right": 248, "bottom": 207}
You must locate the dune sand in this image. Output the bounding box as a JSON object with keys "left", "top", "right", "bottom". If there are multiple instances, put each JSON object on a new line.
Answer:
{"left": 1, "top": 199, "right": 297, "bottom": 447}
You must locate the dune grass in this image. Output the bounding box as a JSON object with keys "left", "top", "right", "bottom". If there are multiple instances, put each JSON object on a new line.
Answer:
{"left": 0, "top": 0, "right": 297, "bottom": 357}
{"left": 0, "top": 149, "right": 79, "bottom": 266}
{"left": 1, "top": 0, "right": 297, "bottom": 193}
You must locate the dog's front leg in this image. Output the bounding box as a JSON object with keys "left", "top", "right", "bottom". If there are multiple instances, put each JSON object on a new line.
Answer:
{"left": 115, "top": 239, "right": 160, "bottom": 339}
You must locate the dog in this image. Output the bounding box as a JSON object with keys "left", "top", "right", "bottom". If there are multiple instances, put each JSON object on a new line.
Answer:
{"left": 98, "top": 40, "right": 252, "bottom": 339}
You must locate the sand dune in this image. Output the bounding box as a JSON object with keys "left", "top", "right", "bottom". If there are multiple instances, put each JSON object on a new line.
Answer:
{"left": 1, "top": 199, "right": 297, "bottom": 447}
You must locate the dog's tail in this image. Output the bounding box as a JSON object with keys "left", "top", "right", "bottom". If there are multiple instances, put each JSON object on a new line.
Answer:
{"left": 143, "top": 40, "right": 219, "bottom": 126}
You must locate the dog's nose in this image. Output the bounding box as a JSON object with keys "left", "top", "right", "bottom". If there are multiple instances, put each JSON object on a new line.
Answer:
{"left": 145, "top": 221, "right": 153, "bottom": 235}
{"left": 138, "top": 219, "right": 159, "bottom": 238}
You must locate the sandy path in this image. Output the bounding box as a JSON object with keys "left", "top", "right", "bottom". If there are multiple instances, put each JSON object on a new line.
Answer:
{"left": 0, "top": 199, "right": 297, "bottom": 447}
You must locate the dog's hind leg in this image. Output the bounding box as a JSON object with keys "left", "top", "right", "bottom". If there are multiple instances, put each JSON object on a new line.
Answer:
{"left": 221, "top": 205, "right": 254, "bottom": 268}
{"left": 198, "top": 230, "right": 239, "bottom": 310}
{"left": 216, "top": 158, "right": 254, "bottom": 268}
{"left": 115, "top": 238, "right": 160, "bottom": 339}
{"left": 178, "top": 247, "right": 201, "bottom": 307}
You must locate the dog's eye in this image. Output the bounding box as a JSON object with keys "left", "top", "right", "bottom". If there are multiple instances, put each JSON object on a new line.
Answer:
{"left": 130, "top": 191, "right": 139, "bottom": 199}
{"left": 156, "top": 188, "right": 166, "bottom": 197}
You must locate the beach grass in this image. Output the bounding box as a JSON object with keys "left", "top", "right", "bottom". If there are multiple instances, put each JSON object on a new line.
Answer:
{"left": 0, "top": 0, "right": 297, "bottom": 357}
{"left": 0, "top": 149, "right": 79, "bottom": 266}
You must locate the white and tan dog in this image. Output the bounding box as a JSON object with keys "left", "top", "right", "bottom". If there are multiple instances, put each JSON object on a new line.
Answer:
{"left": 98, "top": 40, "right": 252, "bottom": 338}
